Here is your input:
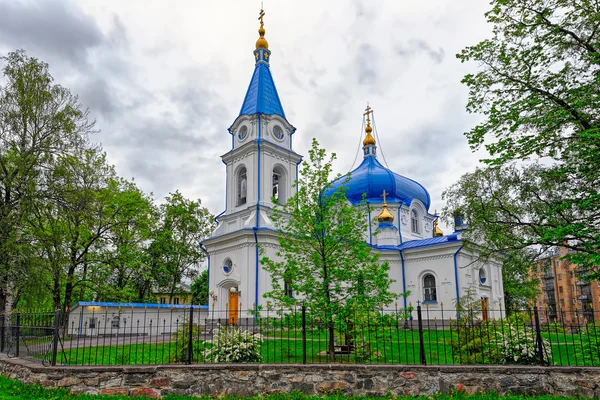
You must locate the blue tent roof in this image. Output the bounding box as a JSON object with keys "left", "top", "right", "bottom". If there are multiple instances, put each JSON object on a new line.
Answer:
{"left": 239, "top": 62, "right": 285, "bottom": 118}
{"left": 327, "top": 156, "right": 431, "bottom": 210}
{"left": 73, "top": 302, "right": 207, "bottom": 310}
{"left": 398, "top": 234, "right": 459, "bottom": 250}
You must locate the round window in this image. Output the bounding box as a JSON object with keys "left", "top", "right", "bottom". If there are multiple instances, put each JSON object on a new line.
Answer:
{"left": 479, "top": 268, "right": 487, "bottom": 284}
{"left": 223, "top": 259, "right": 233, "bottom": 275}
{"left": 238, "top": 126, "right": 248, "bottom": 141}
{"left": 273, "top": 125, "right": 284, "bottom": 141}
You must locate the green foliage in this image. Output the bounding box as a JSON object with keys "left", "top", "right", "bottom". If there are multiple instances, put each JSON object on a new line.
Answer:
{"left": 445, "top": 0, "right": 600, "bottom": 278}
{"left": 173, "top": 322, "right": 204, "bottom": 363}
{"left": 579, "top": 322, "right": 600, "bottom": 366}
{"left": 451, "top": 310, "right": 551, "bottom": 366}
{"left": 204, "top": 325, "right": 263, "bottom": 363}
{"left": 191, "top": 269, "right": 209, "bottom": 305}
{"left": 261, "top": 138, "right": 397, "bottom": 359}
{"left": 149, "top": 191, "right": 214, "bottom": 303}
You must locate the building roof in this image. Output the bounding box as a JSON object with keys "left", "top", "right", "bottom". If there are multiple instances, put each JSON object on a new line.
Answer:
{"left": 71, "top": 302, "right": 207, "bottom": 310}
{"left": 239, "top": 57, "right": 285, "bottom": 118}
{"left": 327, "top": 156, "right": 431, "bottom": 210}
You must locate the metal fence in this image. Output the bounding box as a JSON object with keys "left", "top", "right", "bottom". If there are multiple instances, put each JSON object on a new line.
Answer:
{"left": 1, "top": 304, "right": 600, "bottom": 367}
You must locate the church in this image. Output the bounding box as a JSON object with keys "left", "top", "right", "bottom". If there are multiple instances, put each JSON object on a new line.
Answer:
{"left": 201, "top": 11, "right": 505, "bottom": 321}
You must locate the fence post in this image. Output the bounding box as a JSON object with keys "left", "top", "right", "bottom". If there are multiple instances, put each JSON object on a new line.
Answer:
{"left": 186, "top": 305, "right": 194, "bottom": 364}
{"left": 301, "top": 304, "right": 307, "bottom": 364}
{"left": 15, "top": 313, "right": 20, "bottom": 357}
{"left": 417, "top": 304, "right": 426, "bottom": 365}
{"left": 533, "top": 306, "right": 544, "bottom": 365}
{"left": 51, "top": 309, "right": 61, "bottom": 366}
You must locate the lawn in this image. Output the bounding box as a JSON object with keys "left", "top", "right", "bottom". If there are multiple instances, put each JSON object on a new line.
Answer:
{"left": 0, "top": 375, "right": 588, "bottom": 399}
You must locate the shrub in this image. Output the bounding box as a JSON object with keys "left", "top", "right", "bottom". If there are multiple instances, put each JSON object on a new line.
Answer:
{"left": 493, "top": 324, "right": 552, "bottom": 365}
{"left": 204, "top": 325, "right": 263, "bottom": 362}
{"left": 173, "top": 323, "right": 204, "bottom": 362}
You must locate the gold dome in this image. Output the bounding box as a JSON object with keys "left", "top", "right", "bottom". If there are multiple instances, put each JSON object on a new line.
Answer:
{"left": 433, "top": 219, "right": 444, "bottom": 237}
{"left": 256, "top": 10, "right": 269, "bottom": 49}
{"left": 377, "top": 190, "right": 394, "bottom": 223}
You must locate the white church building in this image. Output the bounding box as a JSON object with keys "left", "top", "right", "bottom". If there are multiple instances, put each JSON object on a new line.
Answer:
{"left": 202, "top": 12, "right": 505, "bottom": 322}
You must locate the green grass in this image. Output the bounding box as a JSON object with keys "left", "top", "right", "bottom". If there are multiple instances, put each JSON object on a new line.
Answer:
{"left": 0, "top": 375, "right": 591, "bottom": 399}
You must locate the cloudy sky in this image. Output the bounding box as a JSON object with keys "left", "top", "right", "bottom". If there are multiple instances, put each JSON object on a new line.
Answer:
{"left": 0, "top": 0, "right": 493, "bottom": 231}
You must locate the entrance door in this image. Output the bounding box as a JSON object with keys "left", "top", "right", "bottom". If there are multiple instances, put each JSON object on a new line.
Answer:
{"left": 481, "top": 297, "right": 488, "bottom": 321}
{"left": 228, "top": 290, "right": 239, "bottom": 325}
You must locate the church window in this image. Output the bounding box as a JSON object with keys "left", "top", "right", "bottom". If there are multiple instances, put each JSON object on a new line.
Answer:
{"left": 237, "top": 167, "right": 247, "bottom": 206}
{"left": 479, "top": 268, "right": 487, "bottom": 284}
{"left": 111, "top": 316, "right": 120, "bottom": 329}
{"left": 273, "top": 125, "right": 284, "bottom": 140}
{"left": 411, "top": 210, "right": 420, "bottom": 234}
{"left": 423, "top": 274, "right": 437, "bottom": 302}
{"left": 88, "top": 317, "right": 96, "bottom": 329}
{"left": 272, "top": 172, "right": 280, "bottom": 199}
{"left": 238, "top": 125, "right": 248, "bottom": 141}
{"left": 272, "top": 166, "right": 286, "bottom": 203}
{"left": 223, "top": 258, "right": 233, "bottom": 275}
{"left": 284, "top": 281, "right": 293, "bottom": 299}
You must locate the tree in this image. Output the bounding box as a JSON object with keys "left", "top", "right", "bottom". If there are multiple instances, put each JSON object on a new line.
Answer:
{"left": 445, "top": 1, "right": 600, "bottom": 278}
{"left": 25, "top": 147, "right": 153, "bottom": 315}
{"left": 0, "top": 50, "right": 94, "bottom": 312}
{"left": 261, "top": 138, "right": 397, "bottom": 361}
{"left": 191, "top": 269, "right": 209, "bottom": 305}
{"left": 149, "top": 191, "right": 214, "bottom": 303}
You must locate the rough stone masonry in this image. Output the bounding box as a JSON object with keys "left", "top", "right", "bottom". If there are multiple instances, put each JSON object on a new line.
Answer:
{"left": 2, "top": 354, "right": 600, "bottom": 398}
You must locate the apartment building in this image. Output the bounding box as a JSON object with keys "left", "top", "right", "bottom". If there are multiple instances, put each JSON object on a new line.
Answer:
{"left": 535, "top": 247, "right": 600, "bottom": 325}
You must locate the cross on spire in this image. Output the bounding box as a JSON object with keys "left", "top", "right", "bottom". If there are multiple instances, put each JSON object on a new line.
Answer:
{"left": 259, "top": 8, "right": 265, "bottom": 28}
{"left": 381, "top": 189, "right": 388, "bottom": 204}
{"left": 364, "top": 103, "right": 373, "bottom": 125}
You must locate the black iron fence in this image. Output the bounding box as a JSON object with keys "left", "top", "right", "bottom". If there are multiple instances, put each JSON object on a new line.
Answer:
{"left": 2, "top": 304, "right": 600, "bottom": 367}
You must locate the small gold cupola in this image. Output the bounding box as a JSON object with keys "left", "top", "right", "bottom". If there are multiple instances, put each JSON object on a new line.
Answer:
{"left": 433, "top": 213, "right": 444, "bottom": 237}
{"left": 378, "top": 190, "right": 394, "bottom": 223}
{"left": 256, "top": 8, "right": 269, "bottom": 50}
{"left": 363, "top": 104, "right": 376, "bottom": 147}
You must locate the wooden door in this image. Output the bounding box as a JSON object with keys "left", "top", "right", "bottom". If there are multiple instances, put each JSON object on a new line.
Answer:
{"left": 228, "top": 291, "right": 239, "bottom": 325}
{"left": 482, "top": 298, "right": 488, "bottom": 321}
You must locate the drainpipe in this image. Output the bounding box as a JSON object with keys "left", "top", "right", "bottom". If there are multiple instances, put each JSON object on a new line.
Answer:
{"left": 399, "top": 250, "right": 407, "bottom": 310}
{"left": 453, "top": 245, "right": 464, "bottom": 315}
{"left": 253, "top": 227, "right": 260, "bottom": 313}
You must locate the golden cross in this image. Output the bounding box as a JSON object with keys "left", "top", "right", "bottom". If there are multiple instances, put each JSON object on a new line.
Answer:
{"left": 259, "top": 8, "right": 265, "bottom": 28}
{"left": 381, "top": 189, "right": 388, "bottom": 204}
{"left": 363, "top": 103, "right": 373, "bottom": 125}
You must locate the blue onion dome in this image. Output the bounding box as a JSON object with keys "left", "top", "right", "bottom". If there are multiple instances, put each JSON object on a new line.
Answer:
{"left": 329, "top": 156, "right": 431, "bottom": 209}
{"left": 325, "top": 105, "right": 431, "bottom": 210}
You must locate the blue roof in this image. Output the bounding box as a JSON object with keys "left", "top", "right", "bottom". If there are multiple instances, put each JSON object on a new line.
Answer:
{"left": 327, "top": 156, "right": 431, "bottom": 210}
{"left": 398, "top": 234, "right": 459, "bottom": 250}
{"left": 73, "top": 302, "right": 207, "bottom": 309}
{"left": 239, "top": 62, "right": 285, "bottom": 118}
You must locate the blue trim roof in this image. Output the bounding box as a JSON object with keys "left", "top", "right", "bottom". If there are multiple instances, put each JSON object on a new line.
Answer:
{"left": 239, "top": 62, "right": 285, "bottom": 118}
{"left": 369, "top": 233, "right": 460, "bottom": 251}
{"left": 327, "top": 156, "right": 431, "bottom": 210}
{"left": 73, "top": 302, "right": 207, "bottom": 309}
{"left": 398, "top": 234, "right": 459, "bottom": 250}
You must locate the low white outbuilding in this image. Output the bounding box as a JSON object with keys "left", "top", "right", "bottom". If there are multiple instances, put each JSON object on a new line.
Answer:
{"left": 67, "top": 302, "right": 208, "bottom": 337}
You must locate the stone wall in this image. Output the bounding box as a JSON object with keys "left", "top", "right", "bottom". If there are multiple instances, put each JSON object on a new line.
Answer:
{"left": 2, "top": 355, "right": 600, "bottom": 398}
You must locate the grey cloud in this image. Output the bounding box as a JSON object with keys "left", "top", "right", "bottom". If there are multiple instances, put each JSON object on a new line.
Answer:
{"left": 0, "top": 0, "right": 103, "bottom": 66}
{"left": 395, "top": 39, "right": 445, "bottom": 64}
{"left": 355, "top": 43, "right": 378, "bottom": 85}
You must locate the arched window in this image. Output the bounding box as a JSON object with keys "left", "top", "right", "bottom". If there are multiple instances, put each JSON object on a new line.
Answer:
{"left": 272, "top": 165, "right": 286, "bottom": 203}
{"left": 411, "top": 209, "right": 420, "bottom": 233}
{"left": 423, "top": 274, "right": 437, "bottom": 302}
{"left": 237, "top": 167, "right": 247, "bottom": 206}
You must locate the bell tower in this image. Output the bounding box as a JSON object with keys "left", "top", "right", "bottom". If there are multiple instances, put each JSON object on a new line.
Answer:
{"left": 203, "top": 9, "right": 302, "bottom": 314}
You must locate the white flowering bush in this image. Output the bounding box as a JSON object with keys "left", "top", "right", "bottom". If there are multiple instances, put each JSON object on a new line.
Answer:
{"left": 204, "top": 325, "right": 263, "bottom": 363}
{"left": 493, "top": 324, "right": 552, "bottom": 365}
